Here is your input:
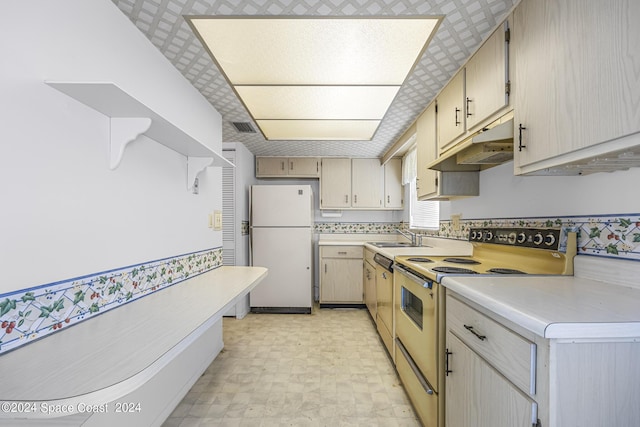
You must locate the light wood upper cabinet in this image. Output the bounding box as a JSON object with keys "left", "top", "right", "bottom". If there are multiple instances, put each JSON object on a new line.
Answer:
{"left": 256, "top": 157, "right": 319, "bottom": 177}
{"left": 437, "top": 69, "right": 466, "bottom": 154}
{"left": 320, "top": 158, "right": 402, "bottom": 210}
{"left": 256, "top": 157, "right": 288, "bottom": 176}
{"left": 512, "top": 0, "right": 640, "bottom": 174}
{"left": 352, "top": 158, "right": 383, "bottom": 208}
{"left": 383, "top": 158, "right": 403, "bottom": 209}
{"left": 465, "top": 22, "right": 509, "bottom": 131}
{"left": 417, "top": 102, "right": 479, "bottom": 200}
{"left": 320, "top": 158, "right": 352, "bottom": 208}
{"left": 287, "top": 157, "right": 319, "bottom": 177}
{"left": 416, "top": 102, "right": 438, "bottom": 199}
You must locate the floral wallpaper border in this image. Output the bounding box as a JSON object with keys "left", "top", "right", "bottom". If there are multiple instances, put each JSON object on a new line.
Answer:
{"left": 315, "top": 214, "right": 640, "bottom": 260}
{"left": 0, "top": 247, "right": 223, "bottom": 355}
{"left": 314, "top": 222, "right": 399, "bottom": 234}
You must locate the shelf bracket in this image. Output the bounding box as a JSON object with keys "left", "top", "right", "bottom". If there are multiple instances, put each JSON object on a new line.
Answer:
{"left": 187, "top": 156, "right": 214, "bottom": 194}
{"left": 109, "top": 117, "right": 152, "bottom": 169}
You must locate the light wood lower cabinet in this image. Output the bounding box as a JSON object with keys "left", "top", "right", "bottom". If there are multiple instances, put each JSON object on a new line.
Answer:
{"left": 363, "top": 250, "right": 377, "bottom": 320}
{"left": 446, "top": 332, "right": 536, "bottom": 427}
{"left": 445, "top": 291, "right": 640, "bottom": 427}
{"left": 320, "top": 246, "right": 363, "bottom": 304}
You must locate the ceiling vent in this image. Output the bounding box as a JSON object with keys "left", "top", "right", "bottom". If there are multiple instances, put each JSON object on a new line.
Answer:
{"left": 231, "top": 121, "right": 256, "bottom": 133}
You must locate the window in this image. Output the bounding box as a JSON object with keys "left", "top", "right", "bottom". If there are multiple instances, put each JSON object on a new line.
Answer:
{"left": 409, "top": 177, "right": 439, "bottom": 229}
{"left": 402, "top": 146, "right": 439, "bottom": 229}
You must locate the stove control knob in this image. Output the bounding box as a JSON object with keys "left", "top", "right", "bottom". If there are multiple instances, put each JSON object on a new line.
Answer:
{"left": 517, "top": 232, "right": 527, "bottom": 244}
{"left": 544, "top": 233, "right": 556, "bottom": 246}
{"left": 471, "top": 230, "right": 478, "bottom": 240}
{"left": 507, "top": 232, "right": 516, "bottom": 244}
{"left": 533, "top": 233, "right": 544, "bottom": 245}
{"left": 485, "top": 231, "right": 493, "bottom": 241}
{"left": 477, "top": 231, "right": 483, "bottom": 241}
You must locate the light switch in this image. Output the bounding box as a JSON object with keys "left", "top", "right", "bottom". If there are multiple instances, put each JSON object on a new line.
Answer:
{"left": 208, "top": 213, "right": 214, "bottom": 229}
{"left": 451, "top": 214, "right": 461, "bottom": 231}
{"left": 213, "top": 210, "right": 223, "bottom": 230}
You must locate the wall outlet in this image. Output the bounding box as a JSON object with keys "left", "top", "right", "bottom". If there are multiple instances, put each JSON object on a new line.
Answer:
{"left": 451, "top": 214, "right": 461, "bottom": 231}
{"left": 213, "top": 210, "right": 223, "bottom": 230}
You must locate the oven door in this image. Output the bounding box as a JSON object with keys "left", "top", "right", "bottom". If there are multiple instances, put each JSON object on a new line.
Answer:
{"left": 394, "top": 264, "right": 439, "bottom": 392}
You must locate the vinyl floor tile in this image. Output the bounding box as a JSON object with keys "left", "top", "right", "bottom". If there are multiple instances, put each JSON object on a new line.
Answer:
{"left": 162, "top": 307, "right": 420, "bottom": 426}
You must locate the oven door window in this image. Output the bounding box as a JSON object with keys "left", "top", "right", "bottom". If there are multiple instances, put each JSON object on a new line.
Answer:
{"left": 401, "top": 286, "right": 423, "bottom": 330}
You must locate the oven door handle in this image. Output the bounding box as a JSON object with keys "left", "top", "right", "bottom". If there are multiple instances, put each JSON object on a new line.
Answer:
{"left": 395, "top": 338, "right": 435, "bottom": 395}
{"left": 395, "top": 265, "right": 433, "bottom": 289}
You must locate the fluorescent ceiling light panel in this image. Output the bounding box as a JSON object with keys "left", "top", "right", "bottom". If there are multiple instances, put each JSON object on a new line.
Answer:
{"left": 188, "top": 16, "right": 441, "bottom": 140}
{"left": 235, "top": 86, "right": 401, "bottom": 120}
{"left": 256, "top": 120, "right": 381, "bottom": 141}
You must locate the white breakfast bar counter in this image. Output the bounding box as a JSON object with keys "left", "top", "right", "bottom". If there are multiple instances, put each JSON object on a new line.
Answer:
{"left": 0, "top": 266, "right": 267, "bottom": 426}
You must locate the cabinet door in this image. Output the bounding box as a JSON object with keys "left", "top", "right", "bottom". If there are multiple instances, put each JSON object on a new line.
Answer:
{"left": 465, "top": 22, "right": 509, "bottom": 131}
{"left": 352, "top": 158, "right": 383, "bottom": 208}
{"left": 363, "top": 260, "right": 377, "bottom": 319}
{"left": 320, "top": 158, "right": 352, "bottom": 208}
{"left": 288, "top": 157, "right": 319, "bottom": 177}
{"left": 437, "top": 69, "right": 466, "bottom": 154}
{"left": 416, "top": 103, "right": 438, "bottom": 199}
{"left": 256, "top": 157, "right": 287, "bottom": 176}
{"left": 383, "top": 158, "right": 403, "bottom": 209}
{"left": 513, "top": 0, "right": 640, "bottom": 173}
{"left": 321, "top": 258, "right": 363, "bottom": 303}
{"left": 446, "top": 332, "right": 536, "bottom": 427}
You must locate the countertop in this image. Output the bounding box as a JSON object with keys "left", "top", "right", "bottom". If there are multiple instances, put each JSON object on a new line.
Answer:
{"left": 319, "top": 236, "right": 473, "bottom": 259}
{"left": 442, "top": 266, "right": 640, "bottom": 340}
{"left": 0, "top": 266, "right": 267, "bottom": 405}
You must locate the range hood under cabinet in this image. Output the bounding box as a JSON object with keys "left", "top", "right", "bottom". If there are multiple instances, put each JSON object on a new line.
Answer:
{"left": 428, "top": 117, "right": 514, "bottom": 172}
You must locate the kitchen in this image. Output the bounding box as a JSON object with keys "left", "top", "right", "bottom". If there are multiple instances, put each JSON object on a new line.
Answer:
{"left": 1, "top": 0, "right": 640, "bottom": 426}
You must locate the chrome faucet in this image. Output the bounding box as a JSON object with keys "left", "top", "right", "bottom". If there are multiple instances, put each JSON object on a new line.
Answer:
{"left": 396, "top": 228, "right": 418, "bottom": 246}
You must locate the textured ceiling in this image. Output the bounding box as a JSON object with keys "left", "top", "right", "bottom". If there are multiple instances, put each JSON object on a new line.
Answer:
{"left": 112, "top": 0, "right": 515, "bottom": 158}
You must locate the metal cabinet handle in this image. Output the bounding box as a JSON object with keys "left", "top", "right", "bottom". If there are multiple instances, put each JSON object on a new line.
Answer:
{"left": 344, "top": 195, "right": 349, "bottom": 203}
{"left": 387, "top": 195, "right": 390, "bottom": 203}
{"left": 445, "top": 348, "right": 453, "bottom": 376}
{"left": 290, "top": 161, "right": 294, "bottom": 170}
{"left": 464, "top": 324, "right": 487, "bottom": 341}
{"left": 382, "top": 272, "right": 387, "bottom": 280}
{"left": 354, "top": 195, "right": 358, "bottom": 204}
{"left": 324, "top": 263, "right": 327, "bottom": 273}
{"left": 281, "top": 161, "right": 285, "bottom": 171}
{"left": 338, "top": 251, "right": 347, "bottom": 255}
{"left": 466, "top": 97, "right": 472, "bottom": 117}
{"left": 455, "top": 107, "right": 461, "bottom": 126}
{"left": 518, "top": 123, "right": 527, "bottom": 151}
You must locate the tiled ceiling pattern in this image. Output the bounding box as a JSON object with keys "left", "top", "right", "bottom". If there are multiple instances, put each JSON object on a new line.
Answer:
{"left": 112, "top": 0, "right": 515, "bottom": 158}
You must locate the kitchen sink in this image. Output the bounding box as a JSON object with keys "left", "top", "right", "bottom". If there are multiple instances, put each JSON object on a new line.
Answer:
{"left": 369, "top": 242, "right": 419, "bottom": 248}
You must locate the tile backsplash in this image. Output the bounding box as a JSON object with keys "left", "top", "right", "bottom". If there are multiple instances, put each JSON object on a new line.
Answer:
{"left": 0, "top": 247, "right": 223, "bottom": 355}
{"left": 316, "top": 213, "right": 640, "bottom": 260}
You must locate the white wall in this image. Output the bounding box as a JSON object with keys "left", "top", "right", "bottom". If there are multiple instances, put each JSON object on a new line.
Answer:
{"left": 449, "top": 136, "right": 640, "bottom": 220}
{"left": 0, "top": 0, "right": 223, "bottom": 293}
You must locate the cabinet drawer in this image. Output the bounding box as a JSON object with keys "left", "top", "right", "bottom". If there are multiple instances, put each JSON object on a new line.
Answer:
{"left": 320, "top": 246, "right": 363, "bottom": 258}
{"left": 364, "top": 248, "right": 376, "bottom": 265}
{"left": 447, "top": 295, "right": 536, "bottom": 395}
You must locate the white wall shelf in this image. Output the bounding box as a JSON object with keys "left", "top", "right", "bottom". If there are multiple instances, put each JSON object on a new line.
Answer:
{"left": 45, "top": 81, "right": 233, "bottom": 191}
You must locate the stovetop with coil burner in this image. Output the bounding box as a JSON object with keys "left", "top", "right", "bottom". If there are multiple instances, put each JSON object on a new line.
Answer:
{"left": 394, "top": 227, "right": 577, "bottom": 282}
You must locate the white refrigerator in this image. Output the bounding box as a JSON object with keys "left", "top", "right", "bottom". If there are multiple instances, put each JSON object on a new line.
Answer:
{"left": 250, "top": 185, "right": 314, "bottom": 313}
